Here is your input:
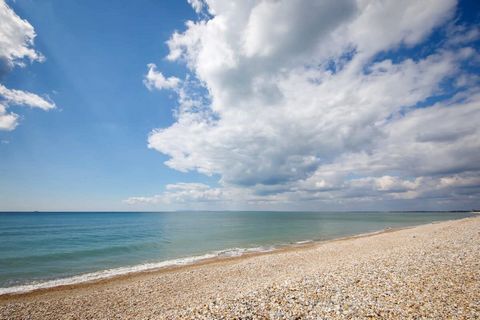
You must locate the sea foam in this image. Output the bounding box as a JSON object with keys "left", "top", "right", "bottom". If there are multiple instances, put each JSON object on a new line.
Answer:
{"left": 0, "top": 246, "right": 275, "bottom": 295}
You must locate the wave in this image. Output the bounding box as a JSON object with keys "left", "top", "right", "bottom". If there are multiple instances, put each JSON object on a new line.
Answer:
{"left": 295, "top": 240, "right": 314, "bottom": 244}
{"left": 0, "top": 245, "right": 276, "bottom": 295}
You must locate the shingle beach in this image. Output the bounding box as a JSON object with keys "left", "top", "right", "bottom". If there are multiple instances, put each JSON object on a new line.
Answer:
{"left": 1, "top": 215, "right": 479, "bottom": 319}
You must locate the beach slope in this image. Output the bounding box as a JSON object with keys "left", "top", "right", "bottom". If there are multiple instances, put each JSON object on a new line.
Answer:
{"left": 1, "top": 216, "right": 479, "bottom": 319}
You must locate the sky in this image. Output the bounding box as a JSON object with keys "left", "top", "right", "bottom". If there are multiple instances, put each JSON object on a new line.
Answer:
{"left": 0, "top": 0, "right": 479, "bottom": 211}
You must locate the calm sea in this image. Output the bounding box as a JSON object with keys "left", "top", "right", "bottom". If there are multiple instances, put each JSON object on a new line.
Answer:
{"left": 0, "top": 211, "right": 474, "bottom": 294}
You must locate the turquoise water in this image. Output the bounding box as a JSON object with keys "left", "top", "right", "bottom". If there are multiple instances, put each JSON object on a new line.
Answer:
{"left": 0, "top": 211, "right": 474, "bottom": 293}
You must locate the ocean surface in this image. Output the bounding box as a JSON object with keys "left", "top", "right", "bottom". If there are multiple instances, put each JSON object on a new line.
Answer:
{"left": 0, "top": 211, "right": 474, "bottom": 294}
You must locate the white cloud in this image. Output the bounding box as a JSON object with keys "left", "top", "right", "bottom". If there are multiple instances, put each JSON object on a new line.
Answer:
{"left": 0, "top": 1, "right": 55, "bottom": 131}
{"left": 346, "top": 0, "right": 455, "bottom": 57}
{"left": 0, "top": 84, "right": 55, "bottom": 110}
{"left": 131, "top": 0, "right": 480, "bottom": 209}
{"left": 0, "top": 0, "right": 43, "bottom": 67}
{"left": 374, "top": 176, "right": 420, "bottom": 192}
{"left": 124, "top": 182, "right": 292, "bottom": 210}
{"left": 446, "top": 23, "right": 480, "bottom": 46}
{"left": 0, "top": 103, "right": 18, "bottom": 131}
{"left": 149, "top": 48, "right": 466, "bottom": 186}
{"left": 187, "top": 0, "right": 205, "bottom": 14}
{"left": 144, "top": 63, "right": 181, "bottom": 91}
{"left": 124, "top": 183, "right": 228, "bottom": 205}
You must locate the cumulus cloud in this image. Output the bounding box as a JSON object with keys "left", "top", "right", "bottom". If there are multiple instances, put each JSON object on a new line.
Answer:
{"left": 187, "top": 0, "right": 205, "bottom": 14}
{"left": 0, "top": 103, "right": 18, "bottom": 131}
{"left": 144, "top": 63, "right": 181, "bottom": 91}
{"left": 0, "top": 0, "right": 55, "bottom": 131}
{"left": 131, "top": 0, "right": 480, "bottom": 209}
{"left": 0, "top": 0, "right": 43, "bottom": 67}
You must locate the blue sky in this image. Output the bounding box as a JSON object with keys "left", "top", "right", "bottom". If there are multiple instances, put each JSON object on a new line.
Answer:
{"left": 0, "top": 0, "right": 216, "bottom": 210}
{"left": 0, "top": 0, "right": 479, "bottom": 211}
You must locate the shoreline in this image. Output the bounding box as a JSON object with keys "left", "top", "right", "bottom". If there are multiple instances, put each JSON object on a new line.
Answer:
{"left": 0, "top": 215, "right": 476, "bottom": 300}
{"left": 0, "top": 222, "right": 426, "bottom": 298}
{"left": 1, "top": 215, "right": 479, "bottom": 319}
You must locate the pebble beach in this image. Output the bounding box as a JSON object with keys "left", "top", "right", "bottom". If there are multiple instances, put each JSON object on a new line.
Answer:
{"left": 1, "top": 215, "right": 479, "bottom": 319}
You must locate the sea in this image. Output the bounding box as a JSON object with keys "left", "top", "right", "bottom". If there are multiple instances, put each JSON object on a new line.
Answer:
{"left": 0, "top": 211, "right": 474, "bottom": 294}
